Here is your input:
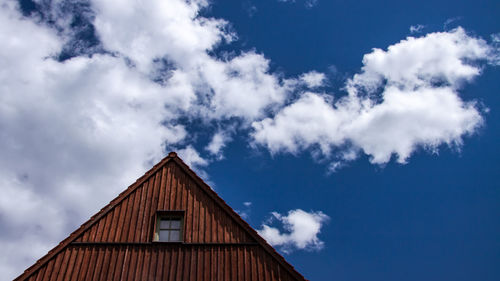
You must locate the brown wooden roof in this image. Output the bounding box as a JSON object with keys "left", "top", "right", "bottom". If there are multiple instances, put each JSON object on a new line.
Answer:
{"left": 14, "top": 152, "right": 308, "bottom": 281}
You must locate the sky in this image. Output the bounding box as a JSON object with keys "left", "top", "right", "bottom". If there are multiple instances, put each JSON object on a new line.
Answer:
{"left": 0, "top": 0, "right": 499, "bottom": 280}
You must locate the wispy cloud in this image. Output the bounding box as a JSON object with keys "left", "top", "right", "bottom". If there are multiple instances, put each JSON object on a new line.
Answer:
{"left": 409, "top": 24, "right": 424, "bottom": 33}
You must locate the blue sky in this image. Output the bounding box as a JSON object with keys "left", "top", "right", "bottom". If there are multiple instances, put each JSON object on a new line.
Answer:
{"left": 1, "top": 0, "right": 499, "bottom": 280}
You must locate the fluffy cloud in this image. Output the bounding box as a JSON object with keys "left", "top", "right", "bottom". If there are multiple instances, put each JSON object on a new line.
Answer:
{"left": 0, "top": 2, "right": 188, "bottom": 278}
{"left": 253, "top": 28, "right": 492, "bottom": 165}
{"left": 178, "top": 145, "right": 209, "bottom": 169}
{"left": 258, "top": 209, "right": 329, "bottom": 253}
{"left": 206, "top": 130, "right": 233, "bottom": 158}
{"left": 299, "top": 71, "right": 327, "bottom": 88}
{"left": 92, "top": 0, "right": 288, "bottom": 122}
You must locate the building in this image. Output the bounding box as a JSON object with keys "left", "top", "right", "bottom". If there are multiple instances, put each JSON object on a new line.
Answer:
{"left": 14, "top": 152, "right": 307, "bottom": 281}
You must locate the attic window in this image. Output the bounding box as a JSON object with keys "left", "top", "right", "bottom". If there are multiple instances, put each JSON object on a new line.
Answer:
{"left": 154, "top": 211, "right": 184, "bottom": 242}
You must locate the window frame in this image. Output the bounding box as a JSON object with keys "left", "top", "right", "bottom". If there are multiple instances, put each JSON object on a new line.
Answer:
{"left": 153, "top": 210, "right": 185, "bottom": 243}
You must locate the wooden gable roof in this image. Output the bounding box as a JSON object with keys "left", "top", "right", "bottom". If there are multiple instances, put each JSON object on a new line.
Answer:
{"left": 14, "top": 152, "right": 308, "bottom": 281}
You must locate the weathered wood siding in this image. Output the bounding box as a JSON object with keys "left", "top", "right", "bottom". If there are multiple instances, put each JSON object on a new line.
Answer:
{"left": 23, "top": 244, "right": 300, "bottom": 281}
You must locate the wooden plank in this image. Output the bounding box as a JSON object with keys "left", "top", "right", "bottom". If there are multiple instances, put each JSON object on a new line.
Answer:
{"left": 114, "top": 192, "right": 130, "bottom": 242}
{"left": 238, "top": 246, "right": 244, "bottom": 281}
{"left": 133, "top": 246, "right": 145, "bottom": 281}
{"left": 123, "top": 245, "right": 137, "bottom": 281}
{"left": 176, "top": 246, "right": 184, "bottom": 281}
{"left": 94, "top": 214, "right": 106, "bottom": 242}
{"left": 142, "top": 176, "right": 156, "bottom": 241}
{"left": 157, "top": 167, "right": 166, "bottom": 210}
{"left": 33, "top": 262, "right": 46, "bottom": 281}
{"left": 83, "top": 246, "right": 98, "bottom": 281}
{"left": 186, "top": 180, "right": 194, "bottom": 243}
{"left": 87, "top": 216, "right": 98, "bottom": 242}
{"left": 244, "top": 246, "right": 251, "bottom": 281}
{"left": 40, "top": 256, "right": 55, "bottom": 281}
{"left": 164, "top": 163, "right": 173, "bottom": 210}
{"left": 189, "top": 246, "right": 197, "bottom": 281}
{"left": 217, "top": 246, "right": 224, "bottom": 281}
{"left": 61, "top": 247, "right": 77, "bottom": 281}
{"left": 155, "top": 245, "right": 165, "bottom": 280}
{"left": 162, "top": 245, "right": 172, "bottom": 281}
{"left": 121, "top": 191, "right": 135, "bottom": 242}
{"left": 127, "top": 183, "right": 142, "bottom": 242}
{"left": 209, "top": 200, "right": 216, "bottom": 242}
{"left": 92, "top": 247, "right": 106, "bottom": 280}
{"left": 47, "top": 248, "right": 65, "bottom": 281}
{"left": 257, "top": 248, "right": 264, "bottom": 281}
{"left": 231, "top": 246, "right": 238, "bottom": 281}
{"left": 192, "top": 186, "right": 200, "bottom": 243}
{"left": 106, "top": 246, "right": 119, "bottom": 280}
{"left": 102, "top": 205, "right": 116, "bottom": 242}
{"left": 140, "top": 245, "right": 152, "bottom": 280}
{"left": 196, "top": 244, "right": 203, "bottom": 281}
{"left": 152, "top": 165, "right": 163, "bottom": 212}
{"left": 179, "top": 167, "right": 188, "bottom": 210}
{"left": 169, "top": 164, "right": 178, "bottom": 210}
{"left": 69, "top": 246, "right": 84, "bottom": 280}
{"left": 114, "top": 195, "right": 129, "bottom": 242}
{"left": 168, "top": 246, "right": 178, "bottom": 281}
{"left": 210, "top": 247, "right": 217, "bottom": 281}
{"left": 112, "top": 246, "right": 126, "bottom": 281}
{"left": 102, "top": 246, "right": 114, "bottom": 279}
{"left": 202, "top": 247, "right": 209, "bottom": 281}
{"left": 224, "top": 246, "right": 231, "bottom": 281}
{"left": 183, "top": 246, "right": 191, "bottom": 281}
{"left": 264, "top": 251, "right": 272, "bottom": 281}
{"left": 172, "top": 164, "right": 181, "bottom": 210}
{"left": 199, "top": 193, "right": 206, "bottom": 243}
{"left": 76, "top": 246, "right": 91, "bottom": 281}
{"left": 147, "top": 247, "right": 158, "bottom": 280}
{"left": 55, "top": 248, "right": 71, "bottom": 281}
{"left": 137, "top": 178, "right": 151, "bottom": 242}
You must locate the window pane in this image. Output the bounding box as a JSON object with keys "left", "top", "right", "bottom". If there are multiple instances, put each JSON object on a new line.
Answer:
{"left": 170, "top": 219, "right": 181, "bottom": 229}
{"left": 159, "top": 230, "right": 170, "bottom": 241}
{"left": 160, "top": 219, "right": 171, "bottom": 229}
{"left": 169, "top": 230, "right": 180, "bottom": 241}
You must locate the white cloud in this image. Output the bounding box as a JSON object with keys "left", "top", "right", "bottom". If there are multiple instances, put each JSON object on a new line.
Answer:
{"left": 92, "top": 0, "right": 288, "bottom": 123}
{"left": 177, "top": 145, "right": 209, "bottom": 169}
{"left": 0, "top": 2, "right": 188, "bottom": 278}
{"left": 253, "top": 28, "right": 492, "bottom": 165}
{"left": 300, "top": 71, "right": 327, "bottom": 88}
{"left": 206, "top": 130, "right": 232, "bottom": 158}
{"left": 409, "top": 24, "right": 424, "bottom": 34}
{"left": 236, "top": 201, "right": 252, "bottom": 220}
{"left": 92, "top": 0, "right": 233, "bottom": 72}
{"left": 258, "top": 209, "right": 329, "bottom": 253}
